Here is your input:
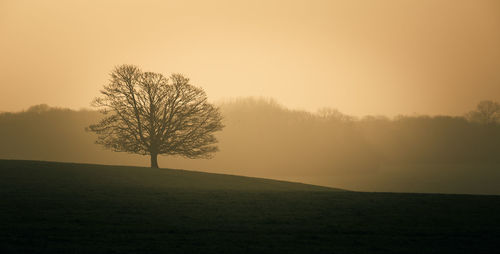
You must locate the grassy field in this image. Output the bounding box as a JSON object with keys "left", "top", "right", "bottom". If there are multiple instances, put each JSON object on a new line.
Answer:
{"left": 1, "top": 160, "right": 499, "bottom": 253}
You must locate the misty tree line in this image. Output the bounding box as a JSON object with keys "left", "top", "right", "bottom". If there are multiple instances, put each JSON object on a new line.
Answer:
{"left": 319, "top": 99, "right": 500, "bottom": 164}
{"left": 218, "top": 99, "right": 500, "bottom": 172}
{"left": 1, "top": 98, "right": 500, "bottom": 169}
{"left": 2, "top": 99, "right": 499, "bottom": 194}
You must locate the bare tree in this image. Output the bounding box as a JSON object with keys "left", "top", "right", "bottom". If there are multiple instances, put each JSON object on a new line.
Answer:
{"left": 317, "top": 107, "right": 355, "bottom": 122}
{"left": 87, "top": 65, "right": 224, "bottom": 168}
{"left": 466, "top": 100, "right": 500, "bottom": 125}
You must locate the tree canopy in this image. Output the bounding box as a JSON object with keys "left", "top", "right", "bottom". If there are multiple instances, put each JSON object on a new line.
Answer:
{"left": 88, "top": 65, "right": 224, "bottom": 168}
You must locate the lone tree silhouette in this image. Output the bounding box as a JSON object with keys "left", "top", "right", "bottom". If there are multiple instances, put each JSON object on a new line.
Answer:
{"left": 87, "top": 65, "right": 224, "bottom": 168}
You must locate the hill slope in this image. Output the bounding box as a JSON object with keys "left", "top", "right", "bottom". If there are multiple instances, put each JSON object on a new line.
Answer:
{"left": 1, "top": 160, "right": 500, "bottom": 254}
{"left": 0, "top": 159, "right": 338, "bottom": 192}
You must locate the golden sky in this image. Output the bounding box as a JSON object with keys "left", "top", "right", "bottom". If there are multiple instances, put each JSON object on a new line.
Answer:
{"left": 1, "top": 0, "right": 499, "bottom": 116}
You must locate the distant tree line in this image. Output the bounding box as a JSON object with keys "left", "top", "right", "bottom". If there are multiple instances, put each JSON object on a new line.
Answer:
{"left": 0, "top": 98, "right": 499, "bottom": 194}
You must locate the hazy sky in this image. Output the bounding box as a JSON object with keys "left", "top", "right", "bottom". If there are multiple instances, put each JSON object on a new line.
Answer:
{"left": 1, "top": 0, "right": 499, "bottom": 116}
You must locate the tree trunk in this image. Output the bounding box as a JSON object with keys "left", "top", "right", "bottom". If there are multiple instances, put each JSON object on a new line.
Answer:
{"left": 150, "top": 153, "right": 159, "bottom": 168}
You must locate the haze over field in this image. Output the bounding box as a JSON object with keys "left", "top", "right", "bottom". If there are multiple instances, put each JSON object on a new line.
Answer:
{"left": 1, "top": 100, "right": 500, "bottom": 195}
{"left": 1, "top": 0, "right": 500, "bottom": 116}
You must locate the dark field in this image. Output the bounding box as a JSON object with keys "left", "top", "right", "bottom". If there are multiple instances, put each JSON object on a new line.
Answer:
{"left": 1, "top": 160, "right": 499, "bottom": 253}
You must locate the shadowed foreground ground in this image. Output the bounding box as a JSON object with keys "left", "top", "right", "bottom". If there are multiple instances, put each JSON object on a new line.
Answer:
{"left": 1, "top": 160, "right": 499, "bottom": 253}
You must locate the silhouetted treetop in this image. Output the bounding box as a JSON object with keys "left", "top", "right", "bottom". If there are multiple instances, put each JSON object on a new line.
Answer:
{"left": 87, "top": 64, "right": 224, "bottom": 168}
{"left": 466, "top": 100, "right": 500, "bottom": 125}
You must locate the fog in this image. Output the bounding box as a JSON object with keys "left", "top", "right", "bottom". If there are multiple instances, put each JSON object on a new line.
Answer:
{"left": 2, "top": 0, "right": 500, "bottom": 116}
{"left": 1, "top": 99, "right": 499, "bottom": 195}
